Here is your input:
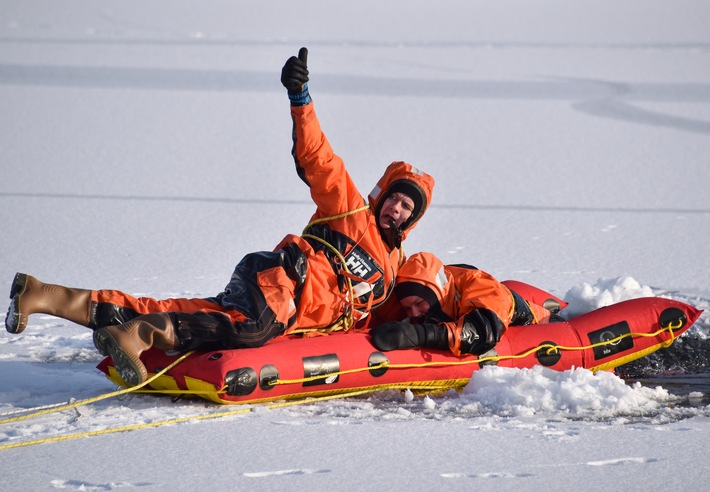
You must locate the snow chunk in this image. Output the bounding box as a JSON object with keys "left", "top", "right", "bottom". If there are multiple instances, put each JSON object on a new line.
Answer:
{"left": 563, "top": 276, "right": 655, "bottom": 317}
{"left": 459, "top": 366, "right": 676, "bottom": 418}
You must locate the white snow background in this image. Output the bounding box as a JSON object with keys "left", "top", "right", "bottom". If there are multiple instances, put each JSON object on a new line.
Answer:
{"left": 1, "top": 1, "right": 710, "bottom": 490}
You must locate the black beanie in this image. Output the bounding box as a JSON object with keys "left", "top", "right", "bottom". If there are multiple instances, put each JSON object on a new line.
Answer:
{"left": 394, "top": 281, "right": 439, "bottom": 307}
{"left": 384, "top": 180, "right": 425, "bottom": 223}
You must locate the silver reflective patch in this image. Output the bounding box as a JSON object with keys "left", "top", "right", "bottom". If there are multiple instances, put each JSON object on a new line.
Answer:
{"left": 368, "top": 184, "right": 382, "bottom": 202}
{"left": 435, "top": 266, "right": 448, "bottom": 291}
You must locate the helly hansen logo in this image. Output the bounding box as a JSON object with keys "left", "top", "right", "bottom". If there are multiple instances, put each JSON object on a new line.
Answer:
{"left": 345, "top": 249, "right": 376, "bottom": 279}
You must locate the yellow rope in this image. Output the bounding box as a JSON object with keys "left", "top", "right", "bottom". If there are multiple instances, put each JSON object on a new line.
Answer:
{"left": 301, "top": 233, "right": 356, "bottom": 331}
{"left": 0, "top": 405, "right": 253, "bottom": 451}
{"left": 0, "top": 320, "right": 683, "bottom": 451}
{"left": 0, "top": 203, "right": 392, "bottom": 451}
{"left": 0, "top": 351, "right": 195, "bottom": 425}
{"left": 303, "top": 204, "right": 370, "bottom": 229}
{"left": 270, "top": 322, "right": 680, "bottom": 386}
{"left": 298, "top": 203, "right": 372, "bottom": 332}
{"left": 0, "top": 385, "right": 409, "bottom": 451}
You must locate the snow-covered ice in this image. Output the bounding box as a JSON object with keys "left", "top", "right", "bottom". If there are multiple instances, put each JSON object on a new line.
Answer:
{"left": 1, "top": 1, "right": 709, "bottom": 490}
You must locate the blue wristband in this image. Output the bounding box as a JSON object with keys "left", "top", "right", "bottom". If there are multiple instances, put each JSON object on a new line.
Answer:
{"left": 288, "top": 83, "right": 312, "bottom": 106}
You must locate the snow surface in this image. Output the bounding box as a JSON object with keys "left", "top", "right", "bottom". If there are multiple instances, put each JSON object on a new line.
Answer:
{"left": 1, "top": 1, "right": 710, "bottom": 490}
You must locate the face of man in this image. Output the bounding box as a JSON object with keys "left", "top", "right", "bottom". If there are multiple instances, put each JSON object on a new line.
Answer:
{"left": 399, "top": 295, "right": 431, "bottom": 319}
{"left": 378, "top": 192, "right": 415, "bottom": 230}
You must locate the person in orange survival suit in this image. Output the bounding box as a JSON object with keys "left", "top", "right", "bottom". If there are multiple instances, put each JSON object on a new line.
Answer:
{"left": 6, "top": 47, "right": 435, "bottom": 386}
{"left": 369, "top": 252, "right": 559, "bottom": 356}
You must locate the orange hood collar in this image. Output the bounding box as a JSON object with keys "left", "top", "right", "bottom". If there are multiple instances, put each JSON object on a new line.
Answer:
{"left": 368, "top": 161, "right": 435, "bottom": 241}
{"left": 394, "top": 252, "right": 451, "bottom": 306}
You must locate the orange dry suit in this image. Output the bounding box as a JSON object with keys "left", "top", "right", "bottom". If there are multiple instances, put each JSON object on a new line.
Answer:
{"left": 371, "top": 252, "right": 551, "bottom": 355}
{"left": 85, "top": 102, "right": 434, "bottom": 352}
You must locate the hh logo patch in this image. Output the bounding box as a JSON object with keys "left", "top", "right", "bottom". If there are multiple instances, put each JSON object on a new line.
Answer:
{"left": 345, "top": 248, "right": 376, "bottom": 279}
{"left": 589, "top": 321, "right": 633, "bottom": 360}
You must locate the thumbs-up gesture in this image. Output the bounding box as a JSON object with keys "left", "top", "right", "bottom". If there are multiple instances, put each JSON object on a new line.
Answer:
{"left": 281, "top": 47, "right": 309, "bottom": 94}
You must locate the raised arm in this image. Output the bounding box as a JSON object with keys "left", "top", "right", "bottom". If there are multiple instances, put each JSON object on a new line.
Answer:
{"left": 281, "top": 47, "right": 364, "bottom": 216}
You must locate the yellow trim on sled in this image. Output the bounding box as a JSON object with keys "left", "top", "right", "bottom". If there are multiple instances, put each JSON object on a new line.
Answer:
{"left": 183, "top": 377, "right": 471, "bottom": 406}
{"left": 107, "top": 367, "right": 181, "bottom": 391}
{"left": 144, "top": 374, "right": 180, "bottom": 393}
{"left": 107, "top": 367, "right": 471, "bottom": 405}
{"left": 184, "top": 377, "right": 228, "bottom": 404}
{"left": 589, "top": 342, "right": 670, "bottom": 373}
{"left": 106, "top": 367, "right": 185, "bottom": 398}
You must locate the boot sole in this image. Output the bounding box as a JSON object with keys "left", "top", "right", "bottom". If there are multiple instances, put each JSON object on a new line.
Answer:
{"left": 6, "top": 273, "right": 28, "bottom": 334}
{"left": 93, "top": 329, "right": 148, "bottom": 387}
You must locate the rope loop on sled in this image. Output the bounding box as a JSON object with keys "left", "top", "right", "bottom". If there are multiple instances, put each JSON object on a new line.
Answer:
{"left": 269, "top": 321, "right": 682, "bottom": 387}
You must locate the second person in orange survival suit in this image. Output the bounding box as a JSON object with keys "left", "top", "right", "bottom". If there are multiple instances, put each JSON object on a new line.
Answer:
{"left": 6, "top": 47, "right": 435, "bottom": 386}
{"left": 370, "top": 252, "right": 556, "bottom": 356}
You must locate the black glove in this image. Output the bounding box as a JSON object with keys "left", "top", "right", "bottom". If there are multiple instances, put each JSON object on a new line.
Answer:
{"left": 370, "top": 321, "right": 448, "bottom": 351}
{"left": 281, "top": 47, "right": 311, "bottom": 105}
{"left": 458, "top": 309, "right": 505, "bottom": 355}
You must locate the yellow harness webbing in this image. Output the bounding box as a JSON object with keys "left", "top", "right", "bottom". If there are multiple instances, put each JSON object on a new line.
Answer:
{"left": 296, "top": 204, "right": 373, "bottom": 333}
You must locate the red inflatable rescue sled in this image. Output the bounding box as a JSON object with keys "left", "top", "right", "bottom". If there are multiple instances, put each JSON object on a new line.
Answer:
{"left": 97, "top": 282, "right": 701, "bottom": 405}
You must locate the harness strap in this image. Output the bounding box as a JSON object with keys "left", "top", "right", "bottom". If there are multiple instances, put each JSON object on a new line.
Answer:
{"left": 298, "top": 203, "right": 373, "bottom": 332}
